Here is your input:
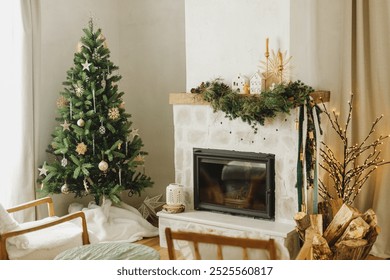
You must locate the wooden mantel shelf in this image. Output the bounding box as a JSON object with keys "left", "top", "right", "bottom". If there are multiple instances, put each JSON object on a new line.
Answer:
{"left": 169, "top": 91, "right": 330, "bottom": 105}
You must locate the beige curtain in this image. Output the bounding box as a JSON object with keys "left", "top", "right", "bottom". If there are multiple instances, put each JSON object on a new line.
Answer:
{"left": 292, "top": 0, "right": 390, "bottom": 258}
{"left": 0, "top": 0, "right": 39, "bottom": 222}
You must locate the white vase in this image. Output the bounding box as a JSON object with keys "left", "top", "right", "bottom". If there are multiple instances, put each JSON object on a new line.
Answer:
{"left": 166, "top": 183, "right": 184, "bottom": 206}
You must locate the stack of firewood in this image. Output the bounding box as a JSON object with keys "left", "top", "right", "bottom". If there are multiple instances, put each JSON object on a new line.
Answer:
{"left": 294, "top": 199, "right": 380, "bottom": 260}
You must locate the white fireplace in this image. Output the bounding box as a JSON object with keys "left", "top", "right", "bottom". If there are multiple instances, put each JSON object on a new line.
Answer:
{"left": 157, "top": 95, "right": 301, "bottom": 259}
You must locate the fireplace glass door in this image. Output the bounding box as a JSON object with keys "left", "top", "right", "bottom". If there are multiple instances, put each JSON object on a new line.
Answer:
{"left": 194, "top": 148, "right": 275, "bottom": 220}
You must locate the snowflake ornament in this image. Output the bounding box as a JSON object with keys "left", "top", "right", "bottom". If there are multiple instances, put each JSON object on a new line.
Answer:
{"left": 56, "top": 96, "right": 69, "bottom": 108}
{"left": 108, "top": 107, "right": 120, "bottom": 120}
{"left": 74, "top": 84, "right": 84, "bottom": 97}
{"left": 76, "top": 142, "right": 87, "bottom": 155}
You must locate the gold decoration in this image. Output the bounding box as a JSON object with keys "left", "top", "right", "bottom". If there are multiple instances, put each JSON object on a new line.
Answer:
{"left": 76, "top": 142, "right": 87, "bottom": 155}
{"left": 260, "top": 49, "right": 292, "bottom": 84}
{"left": 134, "top": 154, "right": 145, "bottom": 164}
{"left": 108, "top": 107, "right": 120, "bottom": 120}
{"left": 77, "top": 119, "right": 85, "bottom": 127}
{"left": 56, "top": 96, "right": 68, "bottom": 108}
{"left": 98, "top": 34, "right": 108, "bottom": 48}
{"left": 74, "top": 84, "right": 84, "bottom": 97}
{"left": 98, "top": 160, "right": 108, "bottom": 171}
{"left": 60, "top": 120, "right": 71, "bottom": 131}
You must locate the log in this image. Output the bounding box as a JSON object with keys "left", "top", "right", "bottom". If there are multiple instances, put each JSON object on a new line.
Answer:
{"left": 294, "top": 212, "right": 311, "bottom": 241}
{"left": 312, "top": 234, "right": 333, "bottom": 260}
{"left": 318, "top": 201, "right": 332, "bottom": 230}
{"left": 362, "top": 209, "right": 377, "bottom": 227}
{"left": 294, "top": 212, "right": 311, "bottom": 231}
{"left": 333, "top": 239, "right": 368, "bottom": 260}
{"left": 323, "top": 203, "right": 360, "bottom": 246}
{"left": 295, "top": 228, "right": 315, "bottom": 260}
{"left": 310, "top": 214, "right": 323, "bottom": 235}
{"left": 361, "top": 225, "right": 381, "bottom": 259}
{"left": 335, "top": 216, "right": 370, "bottom": 245}
{"left": 329, "top": 198, "right": 343, "bottom": 217}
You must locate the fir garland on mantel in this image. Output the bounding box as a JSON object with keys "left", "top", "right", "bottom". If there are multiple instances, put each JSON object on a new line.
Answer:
{"left": 191, "top": 79, "right": 317, "bottom": 128}
{"left": 190, "top": 79, "right": 324, "bottom": 213}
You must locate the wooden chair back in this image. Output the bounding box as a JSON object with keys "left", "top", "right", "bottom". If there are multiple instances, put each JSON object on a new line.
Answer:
{"left": 165, "top": 227, "right": 277, "bottom": 260}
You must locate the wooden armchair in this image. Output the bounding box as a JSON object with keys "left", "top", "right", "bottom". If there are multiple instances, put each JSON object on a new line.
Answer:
{"left": 165, "top": 227, "right": 277, "bottom": 260}
{"left": 0, "top": 197, "right": 90, "bottom": 260}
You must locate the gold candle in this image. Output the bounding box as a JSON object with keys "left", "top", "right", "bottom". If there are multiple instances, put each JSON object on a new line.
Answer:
{"left": 278, "top": 50, "right": 283, "bottom": 65}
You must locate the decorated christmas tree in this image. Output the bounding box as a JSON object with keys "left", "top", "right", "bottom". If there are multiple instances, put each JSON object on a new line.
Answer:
{"left": 37, "top": 20, "right": 153, "bottom": 204}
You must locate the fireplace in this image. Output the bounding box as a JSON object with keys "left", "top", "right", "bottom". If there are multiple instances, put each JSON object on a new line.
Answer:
{"left": 193, "top": 148, "right": 275, "bottom": 220}
{"left": 158, "top": 97, "right": 301, "bottom": 258}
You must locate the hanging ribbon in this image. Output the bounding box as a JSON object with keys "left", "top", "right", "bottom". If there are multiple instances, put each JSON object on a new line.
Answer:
{"left": 296, "top": 104, "right": 305, "bottom": 212}
{"left": 296, "top": 96, "right": 323, "bottom": 214}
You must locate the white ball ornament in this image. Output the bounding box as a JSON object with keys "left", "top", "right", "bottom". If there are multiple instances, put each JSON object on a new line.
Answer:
{"left": 98, "top": 160, "right": 109, "bottom": 172}
{"left": 77, "top": 119, "right": 85, "bottom": 127}
{"left": 61, "top": 184, "right": 70, "bottom": 194}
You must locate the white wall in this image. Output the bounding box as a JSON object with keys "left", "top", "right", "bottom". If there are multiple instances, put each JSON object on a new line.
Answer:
{"left": 185, "top": 0, "right": 290, "bottom": 91}
{"left": 37, "top": 0, "right": 185, "bottom": 215}
{"left": 118, "top": 0, "right": 186, "bottom": 207}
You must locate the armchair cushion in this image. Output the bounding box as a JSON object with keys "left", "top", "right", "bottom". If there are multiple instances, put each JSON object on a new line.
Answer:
{"left": 0, "top": 203, "right": 29, "bottom": 249}
{"left": 6, "top": 217, "right": 87, "bottom": 260}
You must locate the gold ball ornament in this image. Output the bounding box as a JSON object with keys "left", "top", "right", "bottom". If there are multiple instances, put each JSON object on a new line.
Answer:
{"left": 77, "top": 119, "right": 85, "bottom": 127}
{"left": 98, "top": 160, "right": 109, "bottom": 172}
{"left": 61, "top": 183, "right": 70, "bottom": 194}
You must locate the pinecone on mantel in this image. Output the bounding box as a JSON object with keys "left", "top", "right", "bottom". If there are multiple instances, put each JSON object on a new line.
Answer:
{"left": 294, "top": 199, "right": 380, "bottom": 260}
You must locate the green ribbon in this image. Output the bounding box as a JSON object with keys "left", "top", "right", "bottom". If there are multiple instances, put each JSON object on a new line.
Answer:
{"left": 296, "top": 105, "right": 305, "bottom": 212}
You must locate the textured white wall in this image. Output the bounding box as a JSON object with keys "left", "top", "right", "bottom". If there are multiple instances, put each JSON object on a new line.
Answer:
{"left": 185, "top": 0, "right": 291, "bottom": 91}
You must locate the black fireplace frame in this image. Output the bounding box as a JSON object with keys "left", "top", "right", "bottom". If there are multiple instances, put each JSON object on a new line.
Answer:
{"left": 193, "top": 148, "right": 275, "bottom": 220}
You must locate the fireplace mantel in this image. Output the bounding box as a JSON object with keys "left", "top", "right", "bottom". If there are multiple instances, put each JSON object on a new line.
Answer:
{"left": 169, "top": 90, "right": 330, "bottom": 105}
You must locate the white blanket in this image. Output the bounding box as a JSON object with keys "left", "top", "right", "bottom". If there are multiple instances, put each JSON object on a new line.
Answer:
{"left": 68, "top": 199, "right": 159, "bottom": 243}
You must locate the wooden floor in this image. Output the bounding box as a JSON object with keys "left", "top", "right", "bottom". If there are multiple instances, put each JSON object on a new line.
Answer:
{"left": 135, "top": 236, "right": 384, "bottom": 260}
{"left": 135, "top": 236, "right": 171, "bottom": 260}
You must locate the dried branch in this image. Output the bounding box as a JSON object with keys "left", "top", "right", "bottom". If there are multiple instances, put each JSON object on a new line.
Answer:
{"left": 319, "top": 94, "right": 390, "bottom": 204}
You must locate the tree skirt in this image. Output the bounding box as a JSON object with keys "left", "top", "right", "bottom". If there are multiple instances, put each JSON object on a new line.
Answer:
{"left": 68, "top": 199, "right": 159, "bottom": 244}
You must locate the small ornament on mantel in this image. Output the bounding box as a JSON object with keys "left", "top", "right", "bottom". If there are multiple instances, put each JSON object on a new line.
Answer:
{"left": 231, "top": 73, "right": 249, "bottom": 93}
{"left": 249, "top": 72, "right": 262, "bottom": 94}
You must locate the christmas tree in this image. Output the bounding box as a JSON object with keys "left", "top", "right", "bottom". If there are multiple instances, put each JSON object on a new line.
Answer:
{"left": 37, "top": 20, "right": 153, "bottom": 204}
